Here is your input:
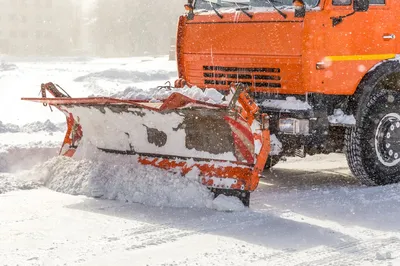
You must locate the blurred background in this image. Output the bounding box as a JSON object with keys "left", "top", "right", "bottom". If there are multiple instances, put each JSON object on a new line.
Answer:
{"left": 0, "top": 0, "right": 184, "bottom": 57}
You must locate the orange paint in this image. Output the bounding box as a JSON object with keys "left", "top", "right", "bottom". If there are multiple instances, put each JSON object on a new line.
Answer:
{"left": 177, "top": 1, "right": 398, "bottom": 95}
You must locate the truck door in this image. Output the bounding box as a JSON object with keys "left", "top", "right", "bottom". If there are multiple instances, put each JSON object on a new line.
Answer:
{"left": 318, "top": 0, "right": 397, "bottom": 95}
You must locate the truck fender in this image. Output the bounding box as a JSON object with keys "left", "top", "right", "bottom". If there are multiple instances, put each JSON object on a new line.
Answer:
{"left": 348, "top": 59, "right": 400, "bottom": 124}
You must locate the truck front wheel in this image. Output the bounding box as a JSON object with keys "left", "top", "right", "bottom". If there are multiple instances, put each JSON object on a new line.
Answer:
{"left": 264, "top": 155, "right": 281, "bottom": 170}
{"left": 345, "top": 89, "right": 400, "bottom": 185}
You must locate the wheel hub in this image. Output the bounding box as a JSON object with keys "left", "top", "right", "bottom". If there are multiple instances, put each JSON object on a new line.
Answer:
{"left": 375, "top": 113, "right": 400, "bottom": 167}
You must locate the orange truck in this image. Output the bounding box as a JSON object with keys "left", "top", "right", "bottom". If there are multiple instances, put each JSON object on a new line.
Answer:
{"left": 22, "top": 0, "right": 399, "bottom": 206}
{"left": 177, "top": 0, "right": 400, "bottom": 185}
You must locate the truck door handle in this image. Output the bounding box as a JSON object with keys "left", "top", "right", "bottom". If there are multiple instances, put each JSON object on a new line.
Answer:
{"left": 383, "top": 34, "right": 396, "bottom": 40}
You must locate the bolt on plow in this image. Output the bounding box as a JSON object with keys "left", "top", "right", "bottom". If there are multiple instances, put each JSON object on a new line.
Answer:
{"left": 22, "top": 83, "right": 271, "bottom": 206}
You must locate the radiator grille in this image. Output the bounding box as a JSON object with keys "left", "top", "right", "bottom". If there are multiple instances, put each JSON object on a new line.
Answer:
{"left": 203, "top": 66, "right": 282, "bottom": 88}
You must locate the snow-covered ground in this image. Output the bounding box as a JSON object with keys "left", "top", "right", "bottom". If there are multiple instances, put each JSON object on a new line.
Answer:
{"left": 1, "top": 57, "right": 400, "bottom": 266}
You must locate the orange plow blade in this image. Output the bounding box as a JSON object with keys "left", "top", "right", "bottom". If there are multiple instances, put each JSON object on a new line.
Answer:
{"left": 22, "top": 83, "right": 270, "bottom": 206}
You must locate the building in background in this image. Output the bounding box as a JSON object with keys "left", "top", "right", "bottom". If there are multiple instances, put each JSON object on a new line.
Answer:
{"left": 88, "top": 0, "right": 184, "bottom": 57}
{"left": 0, "top": 0, "right": 184, "bottom": 57}
{"left": 0, "top": 0, "right": 82, "bottom": 56}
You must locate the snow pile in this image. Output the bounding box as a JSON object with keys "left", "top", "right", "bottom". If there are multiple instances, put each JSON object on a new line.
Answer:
{"left": 12, "top": 147, "right": 248, "bottom": 211}
{"left": 0, "top": 62, "right": 17, "bottom": 71}
{"left": 0, "top": 120, "right": 65, "bottom": 134}
{"left": 0, "top": 174, "right": 41, "bottom": 194}
{"left": 211, "top": 194, "right": 245, "bottom": 212}
{"left": 328, "top": 109, "right": 356, "bottom": 125}
{"left": 74, "top": 69, "right": 176, "bottom": 83}
{"left": 24, "top": 154, "right": 215, "bottom": 209}
{"left": 261, "top": 97, "right": 312, "bottom": 111}
{"left": 0, "top": 121, "right": 19, "bottom": 133}
{"left": 376, "top": 251, "right": 392, "bottom": 261}
{"left": 20, "top": 120, "right": 64, "bottom": 133}
{"left": 111, "top": 85, "right": 227, "bottom": 104}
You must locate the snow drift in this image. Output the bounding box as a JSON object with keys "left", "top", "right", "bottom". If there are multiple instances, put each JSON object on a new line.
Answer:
{"left": 21, "top": 155, "right": 214, "bottom": 209}
{"left": 0, "top": 120, "right": 65, "bottom": 133}
{"left": 10, "top": 144, "right": 245, "bottom": 211}
{"left": 0, "top": 173, "right": 41, "bottom": 194}
{"left": 0, "top": 62, "right": 17, "bottom": 71}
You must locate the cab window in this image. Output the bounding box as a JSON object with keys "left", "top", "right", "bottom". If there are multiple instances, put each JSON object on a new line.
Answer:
{"left": 370, "top": 0, "right": 385, "bottom": 4}
{"left": 332, "top": 0, "right": 351, "bottom": 6}
{"left": 333, "top": 0, "right": 385, "bottom": 5}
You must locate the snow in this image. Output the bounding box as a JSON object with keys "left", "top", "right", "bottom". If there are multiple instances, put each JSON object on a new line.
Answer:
{"left": 0, "top": 173, "right": 41, "bottom": 194}
{"left": 328, "top": 109, "right": 356, "bottom": 125}
{"left": 0, "top": 119, "right": 65, "bottom": 133}
{"left": 261, "top": 96, "right": 312, "bottom": 111}
{"left": 111, "top": 85, "right": 227, "bottom": 104}
{"left": 23, "top": 154, "right": 215, "bottom": 209}
{"left": 211, "top": 194, "right": 245, "bottom": 212}
{"left": 2, "top": 154, "right": 400, "bottom": 265}
{"left": 1, "top": 57, "right": 400, "bottom": 265}
{"left": 0, "top": 56, "right": 177, "bottom": 125}
{"left": 66, "top": 104, "right": 237, "bottom": 161}
{"left": 0, "top": 61, "right": 17, "bottom": 71}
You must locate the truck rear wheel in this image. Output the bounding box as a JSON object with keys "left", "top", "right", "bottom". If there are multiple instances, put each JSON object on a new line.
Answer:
{"left": 345, "top": 89, "right": 400, "bottom": 185}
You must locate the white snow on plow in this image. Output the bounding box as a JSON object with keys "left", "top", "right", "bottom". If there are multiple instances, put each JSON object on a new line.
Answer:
{"left": 68, "top": 104, "right": 237, "bottom": 162}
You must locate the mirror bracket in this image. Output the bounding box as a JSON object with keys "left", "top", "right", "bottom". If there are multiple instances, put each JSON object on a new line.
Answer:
{"left": 330, "top": 11, "right": 355, "bottom": 27}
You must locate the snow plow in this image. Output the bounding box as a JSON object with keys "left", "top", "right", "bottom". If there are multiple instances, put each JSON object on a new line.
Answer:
{"left": 22, "top": 82, "right": 270, "bottom": 206}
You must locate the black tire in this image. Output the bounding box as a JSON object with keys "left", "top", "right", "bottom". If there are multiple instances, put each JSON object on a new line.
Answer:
{"left": 264, "top": 155, "right": 281, "bottom": 170}
{"left": 345, "top": 89, "right": 400, "bottom": 185}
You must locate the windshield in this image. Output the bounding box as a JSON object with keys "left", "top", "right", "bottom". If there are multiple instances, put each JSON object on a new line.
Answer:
{"left": 194, "top": 0, "right": 320, "bottom": 10}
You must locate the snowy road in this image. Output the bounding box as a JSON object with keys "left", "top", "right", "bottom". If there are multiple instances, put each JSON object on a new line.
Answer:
{"left": 1, "top": 154, "right": 400, "bottom": 266}
{"left": 1, "top": 57, "right": 400, "bottom": 265}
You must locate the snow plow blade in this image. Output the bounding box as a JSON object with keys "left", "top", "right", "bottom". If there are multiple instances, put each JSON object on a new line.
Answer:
{"left": 22, "top": 83, "right": 270, "bottom": 206}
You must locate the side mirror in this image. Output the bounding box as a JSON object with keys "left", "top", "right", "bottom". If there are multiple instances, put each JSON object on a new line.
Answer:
{"left": 353, "top": 0, "right": 369, "bottom": 12}
{"left": 293, "top": 0, "right": 305, "bottom": 18}
{"left": 185, "top": 0, "right": 195, "bottom": 20}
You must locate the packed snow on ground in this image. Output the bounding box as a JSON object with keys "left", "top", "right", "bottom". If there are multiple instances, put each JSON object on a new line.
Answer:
{"left": 2, "top": 153, "right": 400, "bottom": 265}
{"left": 1, "top": 57, "right": 400, "bottom": 266}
